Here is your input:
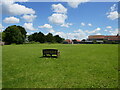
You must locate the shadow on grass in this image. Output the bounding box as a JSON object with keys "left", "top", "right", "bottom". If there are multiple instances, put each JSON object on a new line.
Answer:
{"left": 39, "top": 56, "right": 58, "bottom": 58}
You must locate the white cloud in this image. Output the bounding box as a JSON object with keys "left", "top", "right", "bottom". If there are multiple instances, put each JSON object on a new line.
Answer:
{"left": 67, "top": 0, "right": 90, "bottom": 8}
{"left": 85, "top": 27, "right": 101, "bottom": 34}
{"left": 49, "top": 29, "right": 55, "bottom": 33}
{"left": 3, "top": 16, "right": 20, "bottom": 23}
{"left": 107, "top": 4, "right": 120, "bottom": 20}
{"left": 39, "top": 24, "right": 53, "bottom": 29}
{"left": 107, "top": 11, "right": 119, "bottom": 20}
{"left": 81, "top": 22, "right": 85, "bottom": 26}
{"left": 26, "top": 31, "right": 34, "bottom": 35}
{"left": 81, "top": 22, "right": 93, "bottom": 27}
{"left": 14, "top": 0, "right": 29, "bottom": 2}
{"left": 54, "top": 31, "right": 67, "bottom": 38}
{"left": 50, "top": 28, "right": 87, "bottom": 40}
{"left": 109, "top": 28, "right": 119, "bottom": 35}
{"left": 23, "top": 23, "right": 37, "bottom": 31}
{"left": 48, "top": 13, "right": 67, "bottom": 25}
{"left": 88, "top": 23, "right": 92, "bottom": 26}
{"left": 104, "top": 29, "right": 108, "bottom": 32}
{"left": 95, "top": 33, "right": 101, "bottom": 35}
{"left": 2, "top": 0, "right": 35, "bottom": 15}
{"left": 67, "top": 33, "right": 86, "bottom": 39}
{"left": 22, "top": 14, "right": 37, "bottom": 22}
{"left": 68, "top": 29, "right": 87, "bottom": 39}
{"left": 74, "top": 30, "right": 86, "bottom": 38}
{"left": 55, "top": 29, "right": 86, "bottom": 39}
{"left": 0, "top": 24, "right": 4, "bottom": 31}
{"left": 49, "top": 3, "right": 69, "bottom": 26}
{"left": 0, "top": 24, "right": 4, "bottom": 29}
{"left": 106, "top": 26, "right": 112, "bottom": 29}
{"left": 110, "top": 4, "right": 116, "bottom": 12}
{"left": 61, "top": 23, "right": 73, "bottom": 27}
{"left": 95, "top": 27, "right": 101, "bottom": 31}
{"left": 52, "top": 3, "right": 67, "bottom": 14}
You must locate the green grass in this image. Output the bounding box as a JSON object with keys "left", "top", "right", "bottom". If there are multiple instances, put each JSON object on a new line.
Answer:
{"left": 0, "top": 46, "right": 2, "bottom": 89}
{"left": 2, "top": 44, "right": 118, "bottom": 88}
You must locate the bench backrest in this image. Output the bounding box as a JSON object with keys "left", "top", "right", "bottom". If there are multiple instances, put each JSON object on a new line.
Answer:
{"left": 43, "top": 49, "right": 59, "bottom": 54}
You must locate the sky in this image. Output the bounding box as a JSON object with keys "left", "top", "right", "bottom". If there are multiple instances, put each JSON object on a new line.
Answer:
{"left": 0, "top": 0, "right": 120, "bottom": 40}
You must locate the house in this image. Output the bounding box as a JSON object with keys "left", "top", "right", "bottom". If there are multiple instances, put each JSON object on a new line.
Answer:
{"left": 88, "top": 35, "right": 105, "bottom": 41}
{"left": 88, "top": 35, "right": 120, "bottom": 44}
{"left": 63, "top": 39, "right": 73, "bottom": 44}
{"left": 104, "top": 35, "right": 120, "bottom": 41}
{"left": 0, "top": 42, "right": 5, "bottom": 46}
{"left": 72, "top": 39, "right": 81, "bottom": 44}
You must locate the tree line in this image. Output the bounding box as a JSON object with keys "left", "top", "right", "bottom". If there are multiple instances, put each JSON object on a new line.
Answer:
{"left": 28, "top": 32, "right": 64, "bottom": 43}
{"left": 2, "top": 25, "right": 64, "bottom": 44}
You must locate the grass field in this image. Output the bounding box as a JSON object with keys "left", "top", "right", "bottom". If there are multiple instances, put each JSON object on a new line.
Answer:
{"left": 2, "top": 44, "right": 118, "bottom": 88}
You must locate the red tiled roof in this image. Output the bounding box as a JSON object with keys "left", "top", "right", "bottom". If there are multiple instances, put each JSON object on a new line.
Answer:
{"left": 65, "top": 39, "right": 73, "bottom": 42}
{"left": 76, "top": 39, "right": 80, "bottom": 42}
{"left": 88, "top": 35, "right": 105, "bottom": 39}
{"left": 88, "top": 35, "right": 120, "bottom": 40}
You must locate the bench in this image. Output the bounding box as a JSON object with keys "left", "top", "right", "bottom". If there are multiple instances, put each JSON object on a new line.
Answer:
{"left": 43, "top": 49, "right": 60, "bottom": 57}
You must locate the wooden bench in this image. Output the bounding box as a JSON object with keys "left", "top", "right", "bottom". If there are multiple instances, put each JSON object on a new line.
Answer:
{"left": 43, "top": 49, "right": 60, "bottom": 57}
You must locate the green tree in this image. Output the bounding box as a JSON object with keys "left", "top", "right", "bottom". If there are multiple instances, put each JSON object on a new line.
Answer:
{"left": 93, "top": 40, "right": 97, "bottom": 44}
{"left": 54, "top": 35, "right": 64, "bottom": 43}
{"left": 17, "top": 26, "right": 27, "bottom": 40}
{"left": 81, "top": 39, "right": 86, "bottom": 42}
{"left": 28, "top": 32, "right": 45, "bottom": 43}
{"left": 2, "top": 32, "right": 5, "bottom": 41}
{"left": 28, "top": 35, "right": 33, "bottom": 42}
{"left": 45, "top": 33, "right": 55, "bottom": 43}
{"left": 4, "top": 25, "right": 26, "bottom": 44}
{"left": 32, "top": 32, "right": 38, "bottom": 42}
{"left": 28, "top": 32, "right": 65, "bottom": 43}
{"left": 37, "top": 32, "right": 45, "bottom": 43}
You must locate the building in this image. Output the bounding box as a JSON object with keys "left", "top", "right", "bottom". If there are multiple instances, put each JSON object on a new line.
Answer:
{"left": 104, "top": 35, "right": 120, "bottom": 41}
{"left": 0, "top": 42, "right": 5, "bottom": 46}
{"left": 88, "top": 35, "right": 120, "bottom": 44}
{"left": 63, "top": 35, "right": 120, "bottom": 44}
{"left": 72, "top": 39, "right": 81, "bottom": 44}
{"left": 88, "top": 35, "right": 105, "bottom": 41}
{"left": 63, "top": 39, "right": 73, "bottom": 44}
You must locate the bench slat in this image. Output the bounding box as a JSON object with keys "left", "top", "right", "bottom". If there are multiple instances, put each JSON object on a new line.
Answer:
{"left": 42, "top": 49, "right": 60, "bottom": 57}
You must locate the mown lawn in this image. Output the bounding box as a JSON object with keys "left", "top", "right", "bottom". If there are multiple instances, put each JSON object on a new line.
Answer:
{"left": 2, "top": 44, "right": 118, "bottom": 88}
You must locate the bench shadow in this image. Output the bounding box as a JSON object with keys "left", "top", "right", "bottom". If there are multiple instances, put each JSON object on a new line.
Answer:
{"left": 39, "top": 56, "right": 58, "bottom": 58}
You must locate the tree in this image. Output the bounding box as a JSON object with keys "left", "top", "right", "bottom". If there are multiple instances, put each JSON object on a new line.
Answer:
{"left": 93, "top": 40, "right": 97, "bottom": 44}
{"left": 1, "top": 32, "right": 5, "bottom": 41}
{"left": 28, "top": 32, "right": 65, "bottom": 43}
{"left": 28, "top": 32, "right": 45, "bottom": 43}
{"left": 37, "top": 32, "right": 45, "bottom": 43}
{"left": 3, "top": 25, "right": 27, "bottom": 44}
{"left": 81, "top": 39, "right": 86, "bottom": 42}
{"left": 54, "top": 35, "right": 64, "bottom": 43}
{"left": 28, "top": 35, "right": 33, "bottom": 42}
{"left": 45, "top": 33, "right": 55, "bottom": 43}
{"left": 32, "top": 32, "right": 38, "bottom": 42}
{"left": 17, "top": 26, "right": 27, "bottom": 38}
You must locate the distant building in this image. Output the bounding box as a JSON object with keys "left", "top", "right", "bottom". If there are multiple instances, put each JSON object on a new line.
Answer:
{"left": 104, "top": 35, "right": 120, "bottom": 41}
{"left": 88, "top": 35, "right": 120, "bottom": 43}
{"left": 88, "top": 35, "right": 105, "bottom": 41}
{"left": 63, "top": 35, "right": 120, "bottom": 44}
{"left": 63, "top": 39, "right": 73, "bottom": 44}
{"left": 72, "top": 39, "right": 81, "bottom": 44}
{"left": 0, "top": 42, "right": 5, "bottom": 46}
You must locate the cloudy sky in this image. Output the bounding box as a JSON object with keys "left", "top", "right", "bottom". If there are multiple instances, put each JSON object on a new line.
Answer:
{"left": 1, "top": 0, "right": 120, "bottom": 40}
